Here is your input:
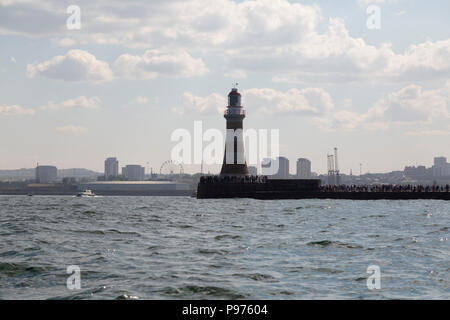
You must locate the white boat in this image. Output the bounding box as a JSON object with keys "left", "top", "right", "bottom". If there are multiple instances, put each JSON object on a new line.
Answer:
{"left": 76, "top": 189, "right": 95, "bottom": 197}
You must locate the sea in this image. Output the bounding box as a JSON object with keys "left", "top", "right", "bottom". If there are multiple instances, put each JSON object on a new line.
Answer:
{"left": 0, "top": 195, "right": 448, "bottom": 300}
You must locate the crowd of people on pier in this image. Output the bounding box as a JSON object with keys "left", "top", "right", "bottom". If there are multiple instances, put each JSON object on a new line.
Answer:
{"left": 200, "top": 175, "right": 450, "bottom": 193}
{"left": 320, "top": 184, "right": 450, "bottom": 193}
{"left": 200, "top": 175, "right": 267, "bottom": 184}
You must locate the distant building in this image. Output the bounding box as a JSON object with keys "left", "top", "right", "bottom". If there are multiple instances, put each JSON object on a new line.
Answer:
{"left": 432, "top": 157, "right": 450, "bottom": 177}
{"left": 262, "top": 157, "right": 289, "bottom": 179}
{"left": 248, "top": 166, "right": 258, "bottom": 176}
{"left": 434, "top": 157, "right": 447, "bottom": 167}
{"left": 104, "top": 157, "right": 119, "bottom": 179}
{"left": 296, "top": 158, "right": 311, "bottom": 179}
{"left": 36, "top": 165, "right": 57, "bottom": 183}
{"left": 122, "top": 165, "right": 145, "bottom": 181}
{"left": 404, "top": 166, "right": 428, "bottom": 179}
{"left": 276, "top": 157, "right": 290, "bottom": 179}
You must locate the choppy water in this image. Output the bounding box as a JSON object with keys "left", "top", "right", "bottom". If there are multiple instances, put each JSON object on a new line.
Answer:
{"left": 0, "top": 195, "right": 448, "bottom": 300}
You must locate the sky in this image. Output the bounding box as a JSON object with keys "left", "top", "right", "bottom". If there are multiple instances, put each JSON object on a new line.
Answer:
{"left": 1, "top": 0, "right": 450, "bottom": 175}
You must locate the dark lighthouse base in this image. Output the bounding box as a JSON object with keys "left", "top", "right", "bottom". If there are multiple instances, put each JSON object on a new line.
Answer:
{"left": 196, "top": 179, "right": 450, "bottom": 200}
{"left": 197, "top": 179, "right": 321, "bottom": 199}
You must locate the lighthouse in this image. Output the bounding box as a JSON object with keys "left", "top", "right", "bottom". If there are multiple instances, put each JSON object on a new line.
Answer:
{"left": 220, "top": 86, "right": 250, "bottom": 177}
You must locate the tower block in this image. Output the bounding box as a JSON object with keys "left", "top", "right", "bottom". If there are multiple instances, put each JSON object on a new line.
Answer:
{"left": 220, "top": 87, "right": 250, "bottom": 177}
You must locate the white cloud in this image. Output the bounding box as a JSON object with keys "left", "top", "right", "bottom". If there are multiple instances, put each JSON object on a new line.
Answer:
{"left": 174, "top": 82, "right": 450, "bottom": 135}
{"left": 114, "top": 50, "right": 208, "bottom": 79}
{"left": 131, "top": 96, "right": 149, "bottom": 104}
{"left": 40, "top": 96, "right": 101, "bottom": 110}
{"left": 314, "top": 82, "right": 450, "bottom": 130}
{"left": 56, "top": 37, "right": 76, "bottom": 47}
{"left": 175, "top": 92, "right": 226, "bottom": 115}
{"left": 121, "top": 96, "right": 154, "bottom": 109}
{"left": 27, "top": 50, "right": 113, "bottom": 82}
{"left": 255, "top": 18, "right": 450, "bottom": 84}
{"left": 405, "top": 130, "right": 450, "bottom": 136}
{"left": 68, "top": 0, "right": 319, "bottom": 50}
{"left": 27, "top": 49, "right": 208, "bottom": 82}
{"left": 176, "top": 87, "right": 335, "bottom": 116}
{"left": 0, "top": 104, "right": 35, "bottom": 116}
{"left": 386, "top": 40, "right": 450, "bottom": 82}
{"left": 370, "top": 84, "right": 450, "bottom": 123}
{"left": 244, "top": 88, "right": 335, "bottom": 115}
{"left": 6, "top": 0, "right": 450, "bottom": 84}
{"left": 356, "top": 0, "right": 400, "bottom": 6}
{"left": 56, "top": 125, "right": 88, "bottom": 134}
{"left": 0, "top": 1, "right": 64, "bottom": 36}
{"left": 1, "top": 0, "right": 449, "bottom": 89}
{"left": 224, "top": 69, "right": 248, "bottom": 79}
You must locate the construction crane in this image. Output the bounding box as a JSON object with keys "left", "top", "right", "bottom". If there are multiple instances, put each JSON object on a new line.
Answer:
{"left": 334, "top": 147, "right": 340, "bottom": 185}
{"left": 326, "top": 147, "right": 340, "bottom": 185}
{"left": 327, "top": 154, "right": 335, "bottom": 185}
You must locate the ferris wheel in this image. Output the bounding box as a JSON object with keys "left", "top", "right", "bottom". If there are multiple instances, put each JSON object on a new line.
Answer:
{"left": 159, "top": 160, "right": 184, "bottom": 175}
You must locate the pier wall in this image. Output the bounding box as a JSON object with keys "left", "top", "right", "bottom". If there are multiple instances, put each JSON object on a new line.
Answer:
{"left": 197, "top": 180, "right": 450, "bottom": 200}
{"left": 197, "top": 179, "right": 321, "bottom": 199}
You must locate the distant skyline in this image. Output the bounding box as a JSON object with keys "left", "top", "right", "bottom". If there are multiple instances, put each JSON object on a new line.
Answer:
{"left": 0, "top": 153, "right": 447, "bottom": 178}
{"left": 1, "top": 0, "right": 450, "bottom": 174}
